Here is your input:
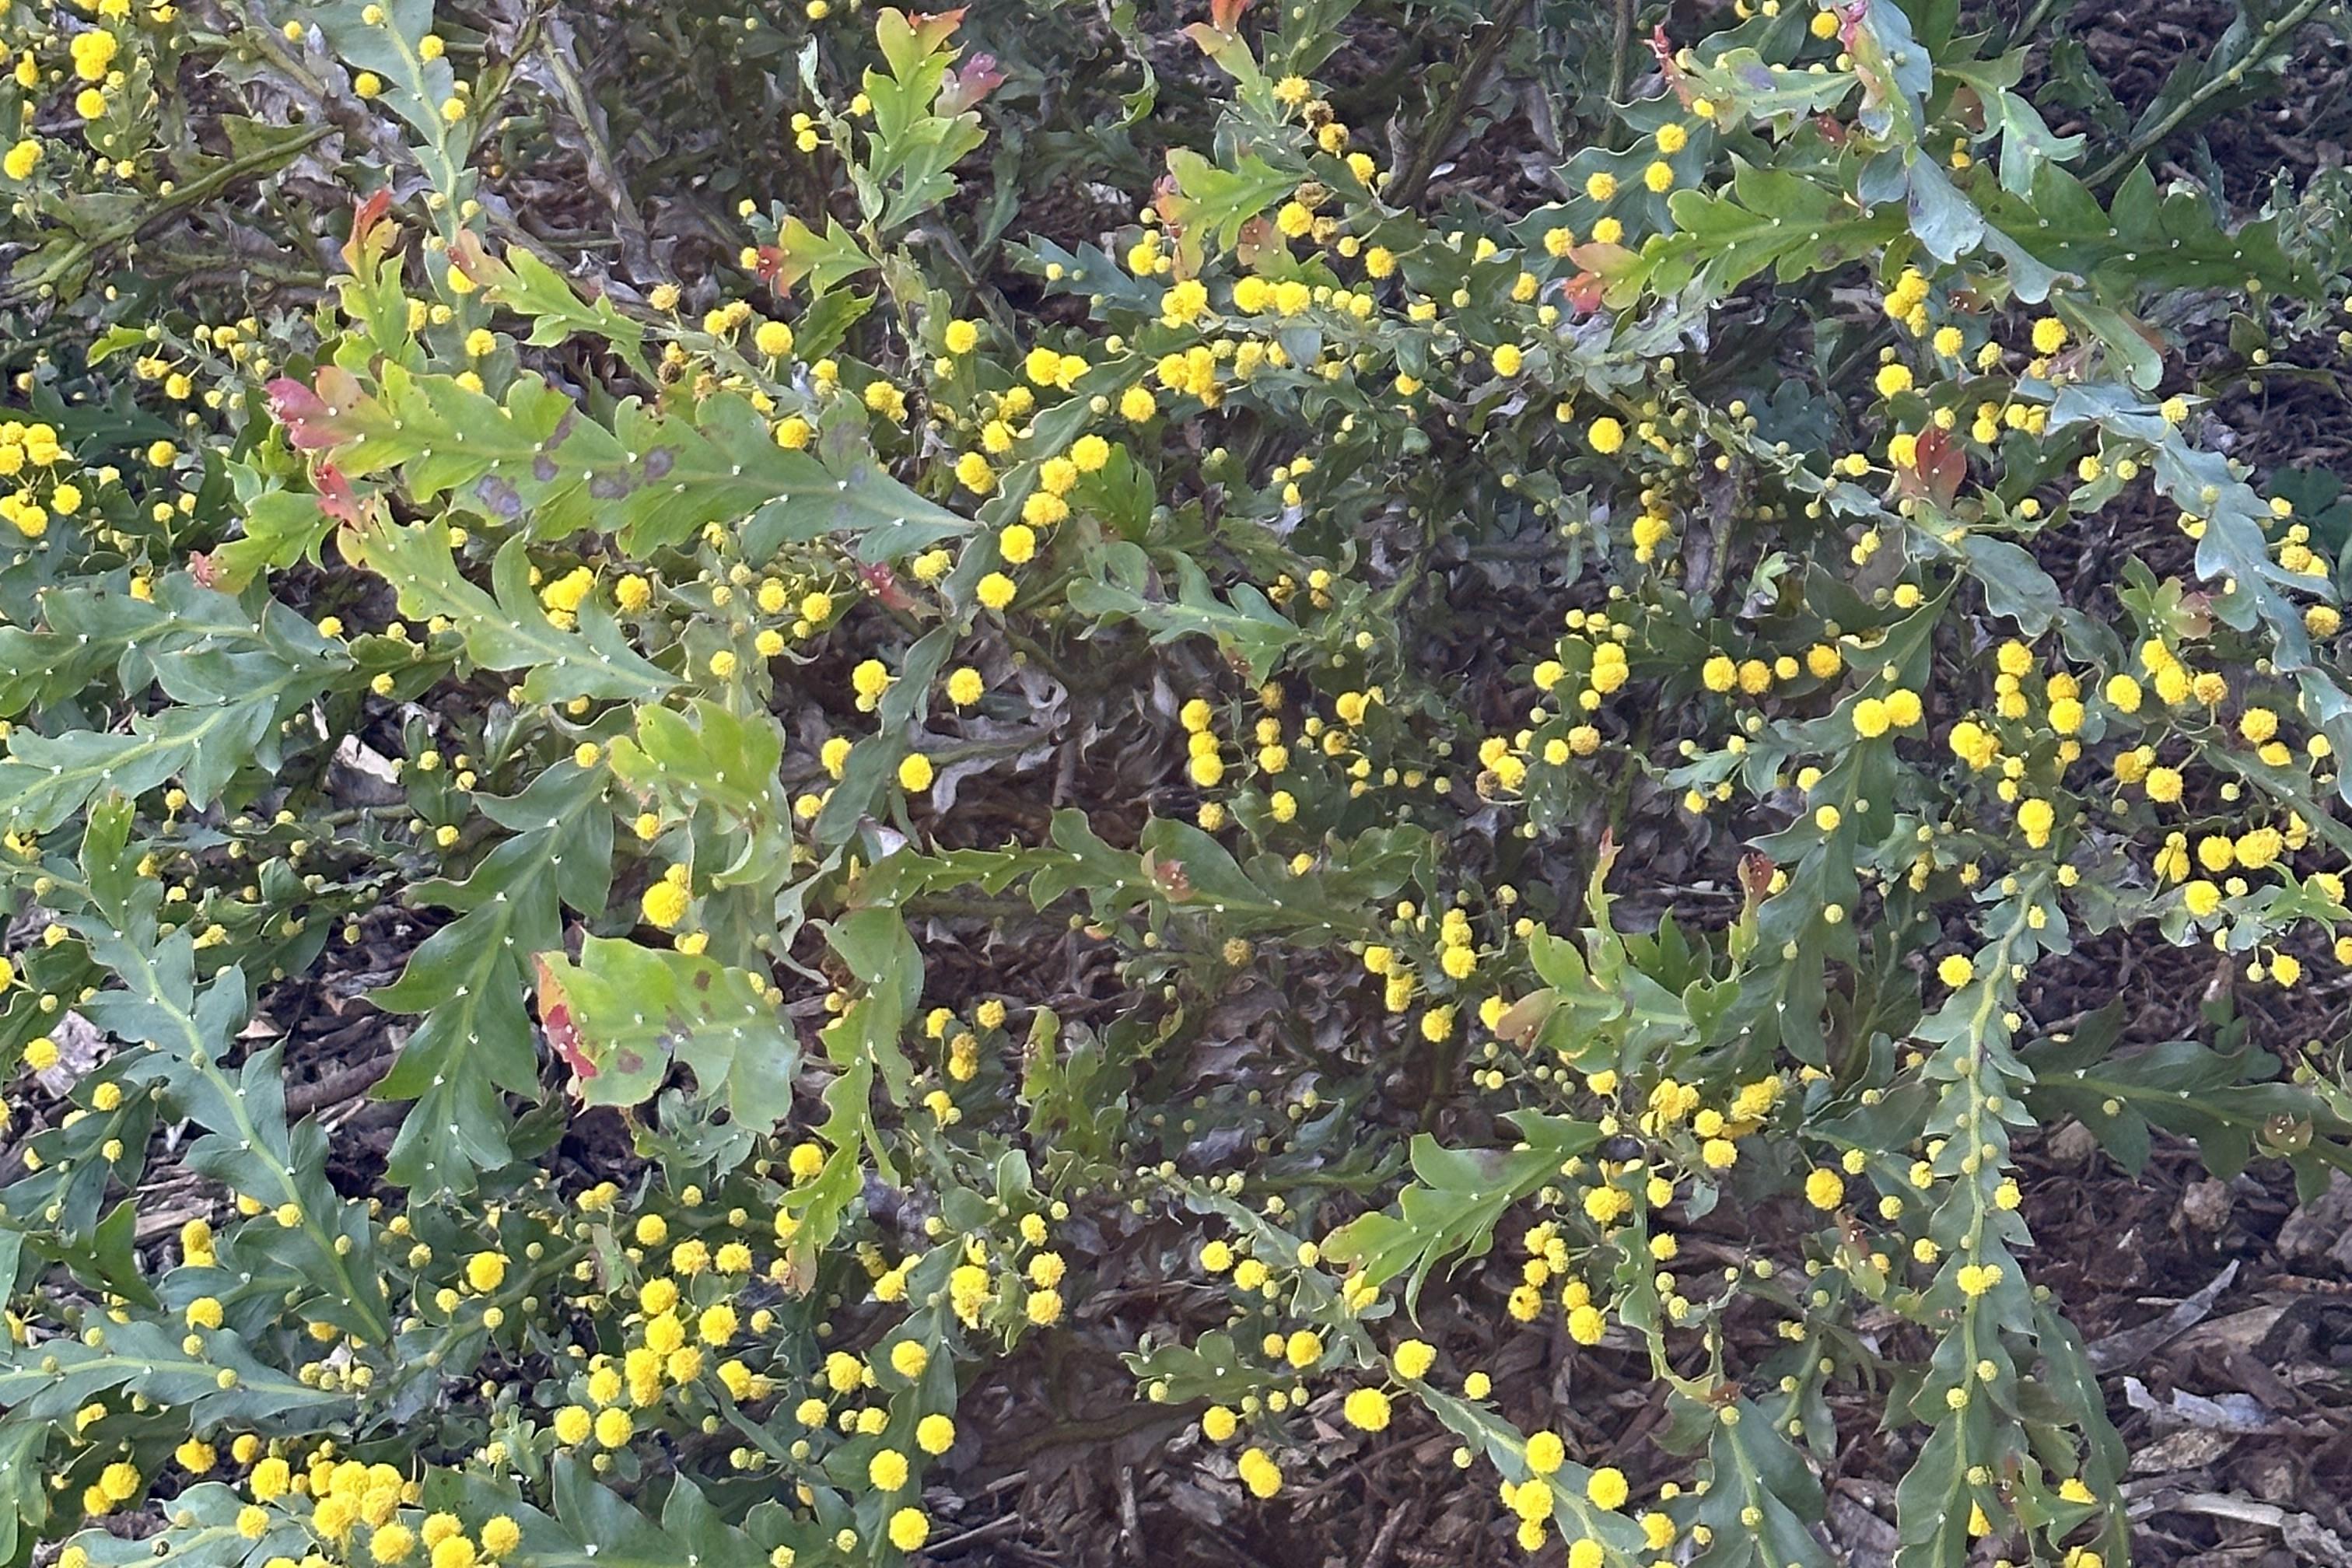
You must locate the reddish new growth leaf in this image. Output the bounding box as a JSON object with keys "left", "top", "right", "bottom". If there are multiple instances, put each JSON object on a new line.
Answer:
{"left": 313, "top": 462, "right": 363, "bottom": 525}
{"left": 1209, "top": 0, "right": 1251, "bottom": 33}
{"left": 536, "top": 954, "right": 597, "bottom": 1085}
{"left": 340, "top": 189, "right": 395, "bottom": 271}
{"left": 266, "top": 366, "right": 366, "bottom": 451}
{"left": 1836, "top": 0, "right": 1871, "bottom": 52}
{"left": 448, "top": 229, "right": 511, "bottom": 292}
{"left": 938, "top": 51, "right": 1002, "bottom": 114}
{"left": 1647, "top": 25, "right": 1696, "bottom": 107}
{"left": 908, "top": 7, "right": 968, "bottom": 45}
{"left": 1548, "top": 268, "right": 1608, "bottom": 315}
{"left": 1142, "top": 851, "right": 1192, "bottom": 901}
{"left": 856, "top": 560, "right": 918, "bottom": 614}
{"left": 1899, "top": 424, "right": 1966, "bottom": 510}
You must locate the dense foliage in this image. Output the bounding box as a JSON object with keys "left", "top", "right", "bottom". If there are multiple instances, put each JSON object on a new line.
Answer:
{"left": 4, "top": 0, "right": 2351, "bottom": 1565}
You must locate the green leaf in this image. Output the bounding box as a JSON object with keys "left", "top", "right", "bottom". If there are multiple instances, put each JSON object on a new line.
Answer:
{"left": 0, "top": 1319, "right": 351, "bottom": 1430}
{"left": 308, "top": 366, "right": 965, "bottom": 562}
{"left": 606, "top": 698, "right": 786, "bottom": 821}
{"left": 537, "top": 937, "right": 800, "bottom": 1129}
{"left": 1068, "top": 544, "right": 1300, "bottom": 679}
{"left": 1321, "top": 1112, "right": 1599, "bottom": 1309}
{"left": 1692, "top": 1404, "right": 1836, "bottom": 1568}
{"left": 462, "top": 236, "right": 648, "bottom": 365}
{"left": 375, "top": 767, "right": 613, "bottom": 1193}
{"left": 1961, "top": 536, "right": 2060, "bottom": 635}
{"left": 1905, "top": 157, "right": 1985, "bottom": 264}
{"left": 1644, "top": 164, "right": 1902, "bottom": 299}
{"left": 765, "top": 215, "right": 876, "bottom": 296}
{"left": 1162, "top": 148, "right": 1297, "bottom": 265}
{"left": 349, "top": 525, "right": 675, "bottom": 704}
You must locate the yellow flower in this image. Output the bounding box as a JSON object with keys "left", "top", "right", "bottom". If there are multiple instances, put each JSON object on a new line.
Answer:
{"left": 640, "top": 879, "right": 691, "bottom": 929}
{"left": 1584, "top": 170, "right": 1617, "bottom": 201}
{"left": 1342, "top": 1388, "right": 1391, "bottom": 1431}
{"left": 898, "top": 754, "right": 935, "bottom": 793}
{"left": 1586, "top": 1467, "right": 1629, "bottom": 1510}
{"left": 1587, "top": 415, "right": 1625, "bottom": 453}
{"left": 887, "top": 1509, "right": 929, "bottom": 1551}
{"left": 1936, "top": 954, "right": 1973, "bottom": 988}
{"left": 1804, "top": 1168, "right": 1845, "bottom": 1209}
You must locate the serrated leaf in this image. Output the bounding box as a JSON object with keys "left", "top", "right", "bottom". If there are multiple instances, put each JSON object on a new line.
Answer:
{"left": 374, "top": 767, "right": 612, "bottom": 1193}
{"left": 1068, "top": 544, "right": 1300, "bottom": 678}
{"left": 536, "top": 937, "right": 800, "bottom": 1129}
{"left": 1322, "top": 1113, "right": 1599, "bottom": 1309}
{"left": 348, "top": 524, "right": 675, "bottom": 703}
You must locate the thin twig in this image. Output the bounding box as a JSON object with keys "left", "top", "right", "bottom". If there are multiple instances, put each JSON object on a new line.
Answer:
{"left": 2005, "top": 0, "right": 2070, "bottom": 53}
{"left": 1609, "top": 0, "right": 1637, "bottom": 107}
{"left": 1392, "top": 5, "right": 1528, "bottom": 209}
{"left": 2084, "top": 0, "right": 2330, "bottom": 188}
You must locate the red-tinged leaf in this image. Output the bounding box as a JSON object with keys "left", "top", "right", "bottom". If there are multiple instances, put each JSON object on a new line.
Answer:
{"left": 1835, "top": 0, "right": 1871, "bottom": 52}
{"left": 448, "top": 228, "right": 511, "bottom": 291}
{"left": 1899, "top": 425, "right": 1965, "bottom": 509}
{"left": 1141, "top": 850, "right": 1192, "bottom": 901}
{"left": 1150, "top": 171, "right": 1185, "bottom": 229}
{"left": 1815, "top": 112, "right": 1850, "bottom": 146}
{"left": 534, "top": 954, "right": 597, "bottom": 1085}
{"left": 857, "top": 560, "right": 917, "bottom": 614}
{"left": 314, "top": 463, "right": 363, "bottom": 526}
{"left": 1568, "top": 239, "right": 1642, "bottom": 294}
{"left": 908, "top": 7, "right": 966, "bottom": 48}
{"left": 1548, "top": 269, "right": 1608, "bottom": 315}
{"left": 1209, "top": 0, "right": 1251, "bottom": 32}
{"left": 341, "top": 189, "right": 396, "bottom": 270}
{"left": 188, "top": 551, "right": 222, "bottom": 589}
{"left": 938, "top": 51, "right": 1002, "bottom": 114}
{"left": 1234, "top": 214, "right": 1275, "bottom": 267}
{"left": 1647, "top": 25, "right": 1694, "bottom": 107}
{"left": 267, "top": 366, "right": 367, "bottom": 451}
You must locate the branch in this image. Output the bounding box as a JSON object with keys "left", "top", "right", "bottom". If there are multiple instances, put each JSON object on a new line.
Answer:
{"left": 0, "top": 124, "right": 334, "bottom": 306}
